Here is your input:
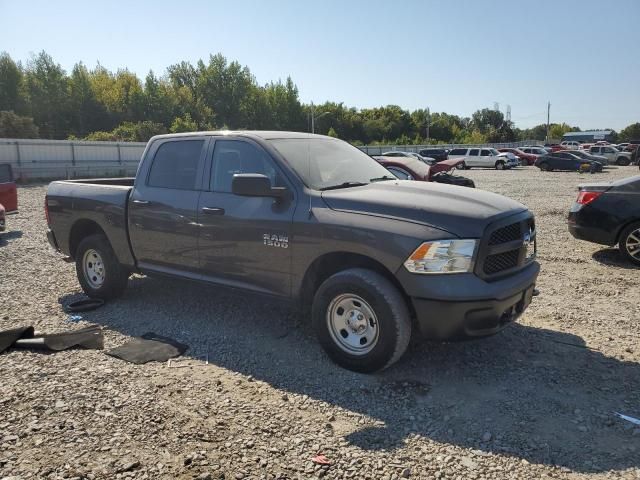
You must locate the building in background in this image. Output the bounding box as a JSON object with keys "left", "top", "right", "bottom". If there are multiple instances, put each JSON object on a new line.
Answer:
{"left": 561, "top": 130, "right": 615, "bottom": 143}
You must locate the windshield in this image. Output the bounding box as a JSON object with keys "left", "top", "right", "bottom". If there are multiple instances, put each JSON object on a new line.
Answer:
{"left": 269, "top": 138, "right": 393, "bottom": 190}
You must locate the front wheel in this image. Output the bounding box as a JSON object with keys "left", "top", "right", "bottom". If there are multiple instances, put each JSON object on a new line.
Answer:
{"left": 616, "top": 157, "right": 631, "bottom": 166}
{"left": 75, "top": 234, "right": 129, "bottom": 300}
{"left": 312, "top": 268, "right": 411, "bottom": 373}
{"left": 538, "top": 162, "right": 552, "bottom": 171}
{"left": 456, "top": 161, "right": 467, "bottom": 170}
{"left": 495, "top": 161, "right": 505, "bottom": 170}
{"left": 619, "top": 222, "right": 640, "bottom": 266}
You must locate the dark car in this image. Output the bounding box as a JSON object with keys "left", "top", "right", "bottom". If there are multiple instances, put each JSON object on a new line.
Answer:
{"left": 568, "top": 175, "right": 640, "bottom": 265}
{"left": 375, "top": 156, "right": 475, "bottom": 188}
{"left": 498, "top": 148, "right": 537, "bottom": 166}
{"left": 568, "top": 149, "right": 610, "bottom": 165}
{"left": 46, "top": 131, "right": 539, "bottom": 372}
{"left": 418, "top": 148, "right": 448, "bottom": 162}
{"left": 535, "top": 151, "right": 603, "bottom": 172}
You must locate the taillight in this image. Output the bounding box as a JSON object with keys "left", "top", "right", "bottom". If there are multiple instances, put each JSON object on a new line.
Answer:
{"left": 44, "top": 197, "right": 50, "bottom": 225}
{"left": 576, "top": 190, "right": 602, "bottom": 205}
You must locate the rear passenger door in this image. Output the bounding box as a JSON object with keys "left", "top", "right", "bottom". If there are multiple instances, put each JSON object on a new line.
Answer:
{"left": 196, "top": 137, "right": 296, "bottom": 297}
{"left": 467, "top": 149, "right": 480, "bottom": 167}
{"left": 128, "top": 137, "right": 207, "bottom": 273}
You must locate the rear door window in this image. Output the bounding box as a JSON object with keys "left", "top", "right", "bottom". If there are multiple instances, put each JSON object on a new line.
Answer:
{"left": 147, "top": 140, "right": 204, "bottom": 190}
{"left": 469, "top": 149, "right": 480, "bottom": 156}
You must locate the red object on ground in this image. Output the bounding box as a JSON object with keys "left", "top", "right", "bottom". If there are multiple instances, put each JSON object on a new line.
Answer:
{"left": 311, "top": 454, "right": 332, "bottom": 465}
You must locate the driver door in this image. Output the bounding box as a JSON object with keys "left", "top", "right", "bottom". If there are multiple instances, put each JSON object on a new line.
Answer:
{"left": 196, "top": 137, "right": 296, "bottom": 297}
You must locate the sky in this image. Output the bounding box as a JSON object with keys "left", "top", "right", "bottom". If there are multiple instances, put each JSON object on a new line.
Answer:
{"left": 1, "top": 0, "right": 639, "bottom": 131}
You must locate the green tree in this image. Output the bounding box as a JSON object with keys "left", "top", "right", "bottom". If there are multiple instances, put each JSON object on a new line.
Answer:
{"left": 619, "top": 123, "right": 640, "bottom": 141}
{"left": 69, "top": 63, "right": 109, "bottom": 137}
{"left": 327, "top": 127, "right": 338, "bottom": 138}
{"left": 0, "top": 53, "right": 26, "bottom": 114}
{"left": 0, "top": 110, "right": 39, "bottom": 138}
{"left": 23, "top": 51, "right": 70, "bottom": 138}
{"left": 170, "top": 113, "right": 198, "bottom": 133}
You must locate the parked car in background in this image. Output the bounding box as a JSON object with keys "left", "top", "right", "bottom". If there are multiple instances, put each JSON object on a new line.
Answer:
{"left": 535, "top": 151, "right": 603, "bottom": 172}
{"left": 568, "top": 175, "right": 640, "bottom": 265}
{"left": 560, "top": 141, "right": 580, "bottom": 150}
{"left": 616, "top": 143, "right": 630, "bottom": 151}
{"left": 498, "top": 148, "right": 537, "bottom": 166}
{"left": 0, "top": 164, "right": 18, "bottom": 214}
{"left": 521, "top": 146, "right": 550, "bottom": 157}
{"left": 46, "top": 131, "right": 539, "bottom": 372}
{"left": 381, "top": 151, "right": 434, "bottom": 164}
{"left": 497, "top": 151, "right": 522, "bottom": 166}
{"left": 418, "top": 148, "right": 448, "bottom": 162}
{"left": 568, "top": 149, "right": 610, "bottom": 165}
{"left": 374, "top": 156, "right": 475, "bottom": 188}
{"left": 448, "top": 147, "right": 518, "bottom": 170}
{"left": 588, "top": 145, "right": 632, "bottom": 166}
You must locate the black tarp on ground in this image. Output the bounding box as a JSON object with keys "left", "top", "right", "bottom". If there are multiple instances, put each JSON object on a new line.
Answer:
{"left": 0, "top": 325, "right": 104, "bottom": 353}
{"left": 105, "top": 332, "right": 188, "bottom": 364}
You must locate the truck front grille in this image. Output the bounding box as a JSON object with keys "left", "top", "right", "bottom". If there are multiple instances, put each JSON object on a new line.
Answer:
{"left": 484, "top": 249, "right": 520, "bottom": 275}
{"left": 477, "top": 213, "right": 536, "bottom": 279}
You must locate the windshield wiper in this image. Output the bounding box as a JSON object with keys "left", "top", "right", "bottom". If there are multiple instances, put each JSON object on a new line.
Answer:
{"left": 369, "top": 175, "right": 396, "bottom": 182}
{"left": 319, "top": 181, "right": 369, "bottom": 191}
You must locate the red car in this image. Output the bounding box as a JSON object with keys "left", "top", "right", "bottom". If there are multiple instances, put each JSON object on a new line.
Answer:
{"left": 497, "top": 148, "right": 537, "bottom": 166}
{"left": 374, "top": 156, "right": 475, "bottom": 187}
{"left": 0, "top": 203, "right": 5, "bottom": 232}
{"left": 0, "top": 164, "right": 18, "bottom": 214}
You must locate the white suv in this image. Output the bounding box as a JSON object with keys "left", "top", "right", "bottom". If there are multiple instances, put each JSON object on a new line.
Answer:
{"left": 560, "top": 141, "right": 580, "bottom": 150}
{"left": 589, "top": 145, "right": 632, "bottom": 166}
{"left": 448, "top": 147, "right": 519, "bottom": 170}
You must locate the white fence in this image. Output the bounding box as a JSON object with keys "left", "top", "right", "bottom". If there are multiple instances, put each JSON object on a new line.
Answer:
{"left": 0, "top": 138, "right": 146, "bottom": 181}
{"left": 0, "top": 138, "right": 543, "bottom": 181}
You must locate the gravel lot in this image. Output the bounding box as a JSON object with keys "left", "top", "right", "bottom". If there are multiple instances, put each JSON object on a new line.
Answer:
{"left": 1, "top": 166, "right": 639, "bottom": 480}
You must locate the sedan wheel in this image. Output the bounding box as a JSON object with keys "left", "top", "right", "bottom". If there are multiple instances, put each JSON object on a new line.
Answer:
{"left": 619, "top": 222, "right": 640, "bottom": 266}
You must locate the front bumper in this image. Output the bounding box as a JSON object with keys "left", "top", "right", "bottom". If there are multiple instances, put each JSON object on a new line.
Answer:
{"left": 398, "top": 262, "right": 540, "bottom": 339}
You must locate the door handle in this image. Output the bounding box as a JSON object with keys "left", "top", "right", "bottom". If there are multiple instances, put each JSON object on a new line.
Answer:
{"left": 132, "top": 199, "right": 150, "bottom": 205}
{"left": 201, "top": 207, "right": 225, "bottom": 215}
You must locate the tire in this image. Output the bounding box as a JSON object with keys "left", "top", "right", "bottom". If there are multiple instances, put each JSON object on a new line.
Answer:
{"left": 618, "top": 222, "right": 640, "bottom": 266}
{"left": 495, "top": 161, "right": 505, "bottom": 170}
{"left": 538, "top": 162, "right": 552, "bottom": 171}
{"left": 312, "top": 268, "right": 411, "bottom": 373}
{"left": 75, "top": 234, "right": 129, "bottom": 300}
{"left": 455, "top": 161, "right": 466, "bottom": 170}
{"left": 616, "top": 157, "right": 630, "bottom": 166}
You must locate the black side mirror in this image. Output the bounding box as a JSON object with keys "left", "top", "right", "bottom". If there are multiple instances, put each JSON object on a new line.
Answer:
{"left": 231, "top": 174, "right": 286, "bottom": 198}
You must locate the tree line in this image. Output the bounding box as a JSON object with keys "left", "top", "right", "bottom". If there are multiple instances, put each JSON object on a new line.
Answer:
{"left": 1, "top": 51, "right": 639, "bottom": 145}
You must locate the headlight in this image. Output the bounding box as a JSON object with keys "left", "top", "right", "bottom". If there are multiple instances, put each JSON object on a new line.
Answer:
{"left": 404, "top": 239, "right": 477, "bottom": 274}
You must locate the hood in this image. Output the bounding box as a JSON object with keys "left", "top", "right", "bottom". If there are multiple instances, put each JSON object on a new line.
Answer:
{"left": 428, "top": 158, "right": 463, "bottom": 176}
{"left": 321, "top": 181, "right": 527, "bottom": 238}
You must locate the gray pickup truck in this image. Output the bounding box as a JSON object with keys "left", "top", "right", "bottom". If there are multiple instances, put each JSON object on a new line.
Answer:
{"left": 46, "top": 131, "right": 539, "bottom": 372}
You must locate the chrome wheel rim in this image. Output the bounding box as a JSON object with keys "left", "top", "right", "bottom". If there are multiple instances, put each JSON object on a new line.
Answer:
{"left": 83, "top": 249, "right": 105, "bottom": 288}
{"left": 326, "top": 294, "right": 379, "bottom": 355}
{"left": 625, "top": 229, "right": 640, "bottom": 260}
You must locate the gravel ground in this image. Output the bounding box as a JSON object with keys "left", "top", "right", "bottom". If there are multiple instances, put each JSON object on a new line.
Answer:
{"left": 1, "top": 166, "right": 639, "bottom": 480}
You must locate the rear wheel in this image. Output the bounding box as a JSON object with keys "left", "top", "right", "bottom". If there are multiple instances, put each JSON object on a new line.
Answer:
{"left": 312, "top": 268, "right": 411, "bottom": 373}
{"left": 619, "top": 222, "right": 640, "bottom": 266}
{"left": 539, "top": 162, "right": 552, "bottom": 171}
{"left": 75, "top": 234, "right": 129, "bottom": 300}
{"left": 616, "top": 157, "right": 631, "bottom": 166}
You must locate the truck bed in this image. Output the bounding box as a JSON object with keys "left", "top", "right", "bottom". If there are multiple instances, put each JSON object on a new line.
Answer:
{"left": 47, "top": 178, "right": 136, "bottom": 267}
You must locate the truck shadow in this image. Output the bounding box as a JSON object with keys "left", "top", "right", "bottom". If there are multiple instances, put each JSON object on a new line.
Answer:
{"left": 61, "top": 275, "right": 640, "bottom": 474}
{"left": 0, "top": 230, "right": 23, "bottom": 247}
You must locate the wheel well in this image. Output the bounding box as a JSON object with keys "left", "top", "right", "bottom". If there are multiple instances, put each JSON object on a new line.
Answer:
{"left": 298, "top": 252, "right": 414, "bottom": 317}
{"left": 69, "top": 220, "right": 107, "bottom": 259}
{"left": 615, "top": 219, "right": 640, "bottom": 245}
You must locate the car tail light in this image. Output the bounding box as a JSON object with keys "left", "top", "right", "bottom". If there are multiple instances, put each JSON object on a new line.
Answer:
{"left": 44, "top": 197, "right": 50, "bottom": 225}
{"left": 576, "top": 190, "right": 602, "bottom": 205}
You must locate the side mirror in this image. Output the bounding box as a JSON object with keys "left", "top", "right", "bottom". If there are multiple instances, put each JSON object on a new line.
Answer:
{"left": 231, "top": 174, "right": 286, "bottom": 198}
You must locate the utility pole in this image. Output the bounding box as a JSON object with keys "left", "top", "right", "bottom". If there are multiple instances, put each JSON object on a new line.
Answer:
{"left": 425, "top": 108, "right": 430, "bottom": 143}
{"left": 545, "top": 101, "right": 551, "bottom": 143}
